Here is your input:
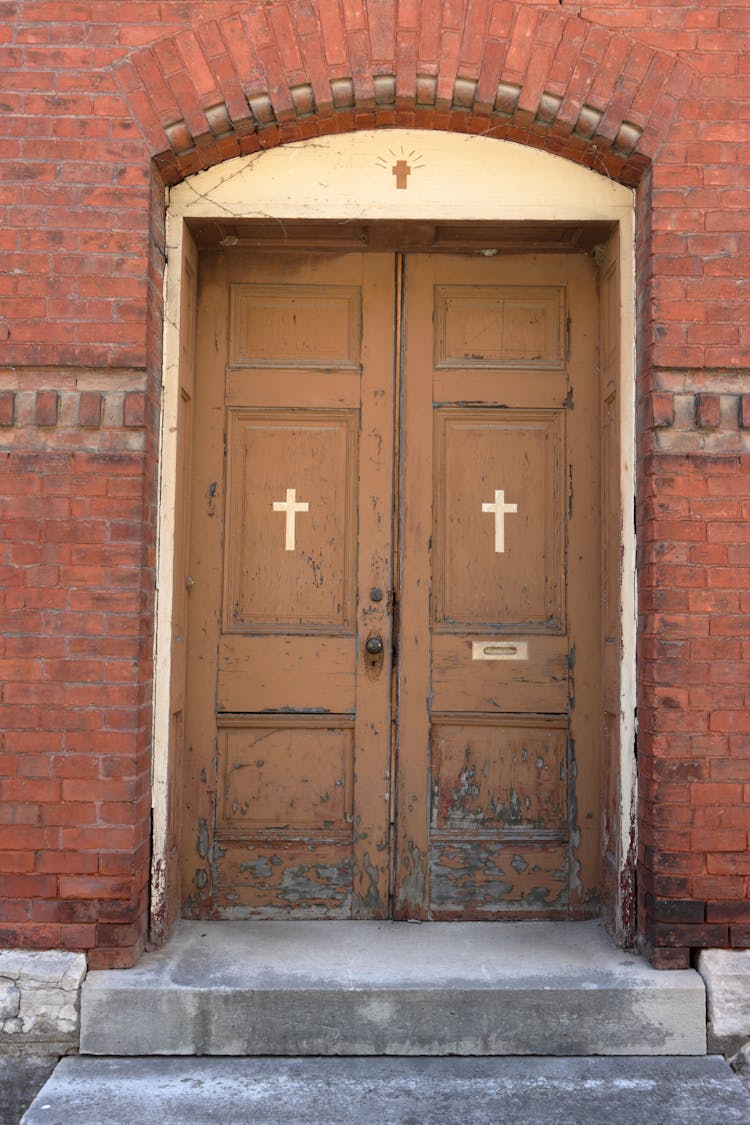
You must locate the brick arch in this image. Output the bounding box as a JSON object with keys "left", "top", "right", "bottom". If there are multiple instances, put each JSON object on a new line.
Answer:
{"left": 113, "top": 2, "right": 694, "bottom": 188}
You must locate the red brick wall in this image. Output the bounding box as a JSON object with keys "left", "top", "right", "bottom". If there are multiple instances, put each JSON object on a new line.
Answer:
{"left": 1, "top": 0, "right": 748, "bottom": 968}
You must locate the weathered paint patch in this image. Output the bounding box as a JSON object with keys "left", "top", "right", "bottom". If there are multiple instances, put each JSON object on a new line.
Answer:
{"left": 429, "top": 839, "right": 568, "bottom": 917}
{"left": 430, "top": 722, "right": 567, "bottom": 832}
{"left": 352, "top": 851, "right": 384, "bottom": 914}
{"left": 567, "top": 736, "right": 583, "bottom": 897}
{"left": 213, "top": 840, "right": 353, "bottom": 918}
{"left": 395, "top": 841, "right": 425, "bottom": 915}
{"left": 196, "top": 818, "right": 209, "bottom": 859}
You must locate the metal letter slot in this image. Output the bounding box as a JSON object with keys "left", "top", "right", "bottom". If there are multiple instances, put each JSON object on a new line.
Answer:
{"left": 472, "top": 641, "right": 529, "bottom": 661}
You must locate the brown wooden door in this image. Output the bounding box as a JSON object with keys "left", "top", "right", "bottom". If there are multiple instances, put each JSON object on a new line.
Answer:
{"left": 181, "top": 246, "right": 601, "bottom": 920}
{"left": 182, "top": 250, "right": 396, "bottom": 917}
{"left": 394, "top": 253, "right": 601, "bottom": 918}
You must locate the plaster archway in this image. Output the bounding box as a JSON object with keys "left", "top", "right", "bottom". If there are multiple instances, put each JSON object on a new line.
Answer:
{"left": 152, "top": 129, "right": 636, "bottom": 945}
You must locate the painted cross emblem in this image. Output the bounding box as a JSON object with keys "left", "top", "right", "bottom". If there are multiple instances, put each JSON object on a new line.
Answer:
{"left": 481, "top": 489, "right": 518, "bottom": 553}
{"left": 376, "top": 147, "right": 425, "bottom": 189}
{"left": 392, "top": 159, "right": 411, "bottom": 189}
{"left": 272, "top": 488, "right": 309, "bottom": 551}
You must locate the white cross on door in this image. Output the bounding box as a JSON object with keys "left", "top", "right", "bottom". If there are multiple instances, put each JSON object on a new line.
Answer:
{"left": 481, "top": 489, "right": 518, "bottom": 553}
{"left": 272, "top": 488, "right": 309, "bottom": 551}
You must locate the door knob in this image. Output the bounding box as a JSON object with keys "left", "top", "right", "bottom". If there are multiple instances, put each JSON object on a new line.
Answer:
{"left": 364, "top": 632, "right": 385, "bottom": 679}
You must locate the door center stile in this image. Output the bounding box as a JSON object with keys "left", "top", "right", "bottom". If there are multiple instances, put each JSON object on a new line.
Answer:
{"left": 388, "top": 251, "right": 405, "bottom": 909}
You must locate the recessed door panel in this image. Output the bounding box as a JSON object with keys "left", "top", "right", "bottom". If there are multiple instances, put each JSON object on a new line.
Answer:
{"left": 216, "top": 841, "right": 354, "bottom": 918}
{"left": 429, "top": 839, "right": 569, "bottom": 915}
{"left": 430, "top": 718, "right": 568, "bottom": 833}
{"left": 230, "top": 284, "right": 362, "bottom": 369}
{"left": 217, "top": 719, "right": 353, "bottom": 834}
{"left": 223, "top": 409, "right": 357, "bottom": 632}
{"left": 434, "top": 408, "right": 564, "bottom": 628}
{"left": 434, "top": 285, "right": 565, "bottom": 369}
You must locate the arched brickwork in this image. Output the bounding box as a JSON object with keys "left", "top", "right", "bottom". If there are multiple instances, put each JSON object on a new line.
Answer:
{"left": 113, "top": 2, "right": 694, "bottom": 187}
{"left": 109, "top": 4, "right": 698, "bottom": 970}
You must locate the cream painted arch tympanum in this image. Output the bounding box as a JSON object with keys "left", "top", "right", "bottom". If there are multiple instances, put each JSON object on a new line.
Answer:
{"left": 153, "top": 129, "right": 636, "bottom": 939}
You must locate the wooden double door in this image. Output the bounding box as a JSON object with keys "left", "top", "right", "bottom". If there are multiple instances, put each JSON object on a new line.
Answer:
{"left": 181, "top": 246, "right": 601, "bottom": 920}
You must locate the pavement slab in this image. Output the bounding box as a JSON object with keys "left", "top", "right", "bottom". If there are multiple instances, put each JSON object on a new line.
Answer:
{"left": 0, "top": 1055, "right": 59, "bottom": 1124}
{"left": 22, "top": 1055, "right": 750, "bottom": 1125}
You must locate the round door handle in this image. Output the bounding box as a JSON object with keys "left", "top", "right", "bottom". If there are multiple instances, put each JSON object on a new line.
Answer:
{"left": 365, "top": 635, "right": 384, "bottom": 656}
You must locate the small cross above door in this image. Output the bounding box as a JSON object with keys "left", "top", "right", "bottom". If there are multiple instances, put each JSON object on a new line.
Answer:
{"left": 392, "top": 159, "right": 411, "bottom": 189}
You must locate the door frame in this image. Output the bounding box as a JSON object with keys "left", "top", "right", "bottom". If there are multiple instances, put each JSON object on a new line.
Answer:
{"left": 151, "top": 129, "right": 637, "bottom": 942}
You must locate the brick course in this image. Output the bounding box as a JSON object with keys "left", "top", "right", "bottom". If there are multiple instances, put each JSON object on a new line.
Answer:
{"left": 1, "top": 0, "right": 749, "bottom": 967}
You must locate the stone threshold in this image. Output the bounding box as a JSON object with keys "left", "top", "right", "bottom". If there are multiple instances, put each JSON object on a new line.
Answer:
{"left": 80, "top": 919, "right": 707, "bottom": 1057}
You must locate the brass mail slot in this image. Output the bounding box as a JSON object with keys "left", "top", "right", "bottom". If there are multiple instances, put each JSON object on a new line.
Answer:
{"left": 472, "top": 641, "right": 529, "bottom": 661}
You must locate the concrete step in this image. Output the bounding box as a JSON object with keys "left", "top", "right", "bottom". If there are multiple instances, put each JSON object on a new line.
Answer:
{"left": 22, "top": 1055, "right": 750, "bottom": 1125}
{"left": 80, "top": 920, "right": 706, "bottom": 1056}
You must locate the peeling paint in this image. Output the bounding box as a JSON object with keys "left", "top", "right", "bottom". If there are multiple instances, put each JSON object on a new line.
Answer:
{"left": 397, "top": 841, "right": 424, "bottom": 910}
{"left": 352, "top": 851, "right": 382, "bottom": 912}
{"left": 239, "top": 857, "right": 273, "bottom": 878}
{"left": 196, "top": 818, "right": 209, "bottom": 859}
{"left": 567, "top": 736, "right": 582, "bottom": 898}
{"left": 618, "top": 797, "right": 637, "bottom": 946}
{"left": 278, "top": 862, "right": 352, "bottom": 905}
{"left": 430, "top": 840, "right": 568, "bottom": 914}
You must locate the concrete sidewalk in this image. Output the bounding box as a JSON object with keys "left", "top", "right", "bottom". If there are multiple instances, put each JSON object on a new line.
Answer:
{"left": 21, "top": 1055, "right": 750, "bottom": 1125}
{"left": 1, "top": 1055, "right": 58, "bottom": 1124}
